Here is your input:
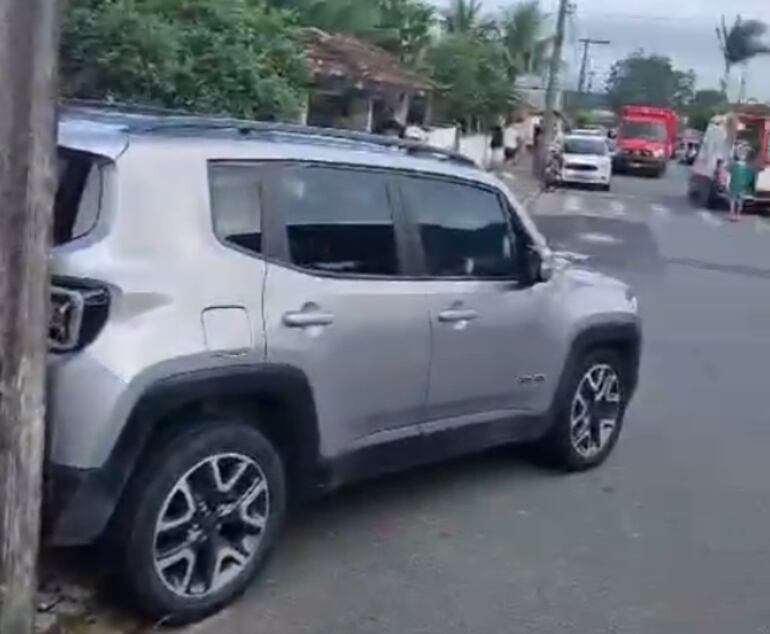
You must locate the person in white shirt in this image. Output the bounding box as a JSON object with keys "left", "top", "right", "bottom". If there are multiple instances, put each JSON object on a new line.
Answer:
{"left": 503, "top": 123, "right": 521, "bottom": 164}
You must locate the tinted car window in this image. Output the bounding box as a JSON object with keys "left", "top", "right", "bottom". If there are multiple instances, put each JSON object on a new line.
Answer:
{"left": 54, "top": 149, "right": 102, "bottom": 246}
{"left": 401, "top": 177, "right": 517, "bottom": 278}
{"left": 209, "top": 164, "right": 263, "bottom": 254}
{"left": 274, "top": 166, "right": 398, "bottom": 276}
{"left": 563, "top": 138, "right": 608, "bottom": 155}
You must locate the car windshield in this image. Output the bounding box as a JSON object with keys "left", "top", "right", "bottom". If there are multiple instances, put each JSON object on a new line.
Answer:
{"left": 563, "top": 138, "right": 607, "bottom": 156}
{"left": 620, "top": 120, "right": 667, "bottom": 141}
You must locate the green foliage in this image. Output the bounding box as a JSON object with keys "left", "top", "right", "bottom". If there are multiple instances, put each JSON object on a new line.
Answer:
{"left": 61, "top": 0, "right": 308, "bottom": 119}
{"left": 442, "top": 0, "right": 490, "bottom": 36}
{"left": 375, "top": 0, "right": 436, "bottom": 67}
{"left": 686, "top": 89, "right": 727, "bottom": 131}
{"left": 606, "top": 52, "right": 695, "bottom": 111}
{"left": 270, "top": 0, "right": 382, "bottom": 36}
{"left": 497, "top": 1, "right": 550, "bottom": 80}
{"left": 61, "top": 0, "right": 547, "bottom": 130}
{"left": 691, "top": 89, "right": 727, "bottom": 108}
{"left": 427, "top": 33, "right": 512, "bottom": 129}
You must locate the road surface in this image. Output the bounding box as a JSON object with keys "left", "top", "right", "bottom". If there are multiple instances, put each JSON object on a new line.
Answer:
{"left": 186, "top": 165, "right": 770, "bottom": 634}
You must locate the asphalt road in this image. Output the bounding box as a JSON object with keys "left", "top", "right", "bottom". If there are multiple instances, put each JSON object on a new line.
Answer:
{"left": 187, "top": 165, "right": 770, "bottom": 634}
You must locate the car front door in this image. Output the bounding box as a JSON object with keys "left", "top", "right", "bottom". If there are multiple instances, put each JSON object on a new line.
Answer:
{"left": 398, "top": 174, "right": 551, "bottom": 432}
{"left": 261, "top": 163, "right": 431, "bottom": 461}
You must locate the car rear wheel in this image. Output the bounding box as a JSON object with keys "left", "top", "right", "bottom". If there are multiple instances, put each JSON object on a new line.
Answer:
{"left": 539, "top": 349, "right": 628, "bottom": 471}
{"left": 113, "top": 418, "right": 286, "bottom": 623}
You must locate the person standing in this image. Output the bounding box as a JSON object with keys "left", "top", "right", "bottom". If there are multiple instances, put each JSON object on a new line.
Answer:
{"left": 728, "top": 146, "right": 754, "bottom": 221}
{"left": 489, "top": 122, "right": 505, "bottom": 171}
{"left": 503, "top": 122, "right": 521, "bottom": 165}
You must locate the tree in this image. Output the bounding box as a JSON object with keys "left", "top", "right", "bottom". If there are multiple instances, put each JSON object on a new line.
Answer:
{"left": 606, "top": 52, "right": 695, "bottom": 111}
{"left": 442, "top": 0, "right": 488, "bottom": 36}
{"left": 427, "top": 33, "right": 512, "bottom": 129}
{"left": 687, "top": 88, "right": 727, "bottom": 131}
{"left": 691, "top": 88, "right": 727, "bottom": 108}
{"left": 60, "top": 0, "right": 308, "bottom": 120}
{"left": 717, "top": 16, "right": 770, "bottom": 98}
{"left": 270, "top": 0, "right": 435, "bottom": 68}
{"left": 375, "top": 0, "right": 436, "bottom": 67}
{"left": 497, "top": 1, "right": 550, "bottom": 80}
{"left": 271, "top": 0, "right": 382, "bottom": 36}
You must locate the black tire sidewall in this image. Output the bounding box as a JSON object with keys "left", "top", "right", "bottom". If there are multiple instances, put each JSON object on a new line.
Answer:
{"left": 118, "top": 420, "right": 286, "bottom": 624}
{"left": 548, "top": 349, "right": 628, "bottom": 471}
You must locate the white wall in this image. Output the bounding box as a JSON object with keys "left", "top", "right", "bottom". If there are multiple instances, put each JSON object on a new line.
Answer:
{"left": 426, "top": 126, "right": 491, "bottom": 169}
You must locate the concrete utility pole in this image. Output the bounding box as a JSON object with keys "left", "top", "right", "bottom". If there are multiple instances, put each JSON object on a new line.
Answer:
{"left": 538, "top": 0, "right": 573, "bottom": 179}
{"left": 0, "top": 1, "right": 59, "bottom": 633}
{"left": 578, "top": 38, "right": 611, "bottom": 93}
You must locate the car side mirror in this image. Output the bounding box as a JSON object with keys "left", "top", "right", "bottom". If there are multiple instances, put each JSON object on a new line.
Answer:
{"left": 526, "top": 247, "right": 554, "bottom": 283}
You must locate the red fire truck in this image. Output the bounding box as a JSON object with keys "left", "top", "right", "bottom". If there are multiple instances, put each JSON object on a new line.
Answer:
{"left": 613, "top": 106, "right": 678, "bottom": 177}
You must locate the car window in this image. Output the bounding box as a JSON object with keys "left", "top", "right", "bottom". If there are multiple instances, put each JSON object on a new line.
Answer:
{"left": 401, "top": 177, "right": 517, "bottom": 278}
{"left": 563, "top": 138, "right": 608, "bottom": 156}
{"left": 209, "top": 164, "right": 263, "bottom": 255}
{"left": 273, "top": 166, "right": 398, "bottom": 276}
{"left": 54, "top": 149, "right": 103, "bottom": 246}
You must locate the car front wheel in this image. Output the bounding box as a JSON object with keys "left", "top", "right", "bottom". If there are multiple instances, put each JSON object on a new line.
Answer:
{"left": 114, "top": 418, "right": 286, "bottom": 623}
{"left": 540, "top": 349, "right": 628, "bottom": 471}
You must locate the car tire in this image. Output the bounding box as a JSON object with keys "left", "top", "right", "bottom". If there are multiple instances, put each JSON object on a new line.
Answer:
{"left": 538, "top": 349, "right": 628, "bottom": 472}
{"left": 112, "top": 418, "right": 286, "bottom": 624}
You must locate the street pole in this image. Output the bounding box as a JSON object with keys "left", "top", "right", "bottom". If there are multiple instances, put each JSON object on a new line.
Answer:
{"left": 577, "top": 38, "right": 611, "bottom": 93}
{"left": 537, "top": 0, "right": 572, "bottom": 180}
{"left": 0, "top": 1, "right": 59, "bottom": 633}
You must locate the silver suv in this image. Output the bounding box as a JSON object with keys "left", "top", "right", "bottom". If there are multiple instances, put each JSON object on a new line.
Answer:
{"left": 46, "top": 106, "right": 641, "bottom": 623}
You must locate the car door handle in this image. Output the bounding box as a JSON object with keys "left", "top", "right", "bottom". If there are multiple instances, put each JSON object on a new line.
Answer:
{"left": 283, "top": 311, "right": 335, "bottom": 328}
{"left": 438, "top": 308, "right": 478, "bottom": 323}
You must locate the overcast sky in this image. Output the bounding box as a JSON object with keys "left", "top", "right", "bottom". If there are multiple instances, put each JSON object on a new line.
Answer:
{"left": 431, "top": 0, "right": 770, "bottom": 100}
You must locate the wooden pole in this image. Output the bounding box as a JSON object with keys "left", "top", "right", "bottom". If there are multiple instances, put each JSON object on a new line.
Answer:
{"left": 0, "top": 1, "right": 59, "bottom": 633}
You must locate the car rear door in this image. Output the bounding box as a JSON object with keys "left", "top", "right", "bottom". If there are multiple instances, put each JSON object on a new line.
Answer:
{"left": 397, "top": 173, "right": 552, "bottom": 435}
{"left": 261, "top": 163, "right": 431, "bottom": 461}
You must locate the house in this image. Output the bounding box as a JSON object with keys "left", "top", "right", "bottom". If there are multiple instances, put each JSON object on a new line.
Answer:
{"left": 301, "top": 28, "right": 433, "bottom": 133}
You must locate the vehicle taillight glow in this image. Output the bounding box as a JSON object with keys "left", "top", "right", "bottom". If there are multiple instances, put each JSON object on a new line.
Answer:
{"left": 49, "top": 283, "right": 110, "bottom": 353}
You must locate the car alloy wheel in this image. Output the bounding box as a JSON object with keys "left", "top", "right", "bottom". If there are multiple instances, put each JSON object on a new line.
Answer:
{"left": 153, "top": 453, "right": 269, "bottom": 598}
{"left": 569, "top": 363, "right": 623, "bottom": 459}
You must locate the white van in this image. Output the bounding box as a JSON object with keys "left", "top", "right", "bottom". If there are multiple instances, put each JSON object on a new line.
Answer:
{"left": 688, "top": 109, "right": 770, "bottom": 211}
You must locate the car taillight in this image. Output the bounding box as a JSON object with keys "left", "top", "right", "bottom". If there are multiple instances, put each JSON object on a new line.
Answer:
{"left": 49, "top": 282, "right": 110, "bottom": 352}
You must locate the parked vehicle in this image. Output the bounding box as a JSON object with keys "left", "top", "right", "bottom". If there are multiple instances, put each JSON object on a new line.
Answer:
{"left": 560, "top": 135, "right": 613, "bottom": 191}
{"left": 613, "top": 106, "right": 678, "bottom": 177}
{"left": 689, "top": 107, "right": 770, "bottom": 211}
{"left": 47, "top": 105, "right": 641, "bottom": 623}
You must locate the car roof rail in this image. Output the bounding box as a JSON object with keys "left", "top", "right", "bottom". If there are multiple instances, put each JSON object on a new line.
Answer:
{"left": 60, "top": 100, "right": 478, "bottom": 169}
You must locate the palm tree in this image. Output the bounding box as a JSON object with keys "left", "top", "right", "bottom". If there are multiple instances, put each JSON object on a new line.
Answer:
{"left": 717, "top": 16, "right": 770, "bottom": 99}
{"left": 498, "top": 1, "right": 551, "bottom": 80}
{"left": 442, "top": 0, "right": 485, "bottom": 35}
{"left": 376, "top": 0, "right": 436, "bottom": 67}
